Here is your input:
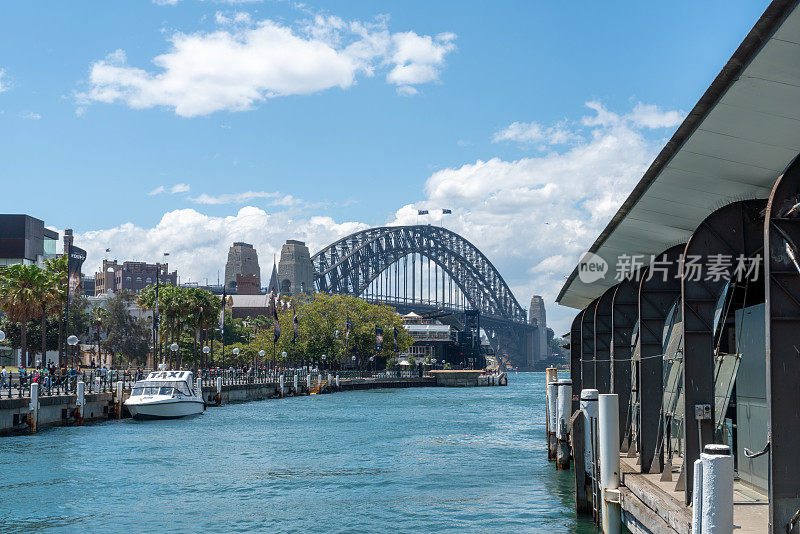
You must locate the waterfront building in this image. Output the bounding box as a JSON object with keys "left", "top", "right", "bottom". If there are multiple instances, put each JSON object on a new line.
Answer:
{"left": 94, "top": 260, "right": 177, "bottom": 296}
{"left": 277, "top": 240, "right": 313, "bottom": 296}
{"left": 224, "top": 242, "right": 261, "bottom": 293}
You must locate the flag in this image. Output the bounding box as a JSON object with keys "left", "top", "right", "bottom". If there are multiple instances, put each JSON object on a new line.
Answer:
{"left": 417, "top": 210, "right": 428, "bottom": 215}
{"left": 393, "top": 326, "right": 399, "bottom": 352}
{"left": 292, "top": 302, "right": 299, "bottom": 343}
{"left": 442, "top": 209, "right": 451, "bottom": 214}
{"left": 272, "top": 294, "right": 281, "bottom": 343}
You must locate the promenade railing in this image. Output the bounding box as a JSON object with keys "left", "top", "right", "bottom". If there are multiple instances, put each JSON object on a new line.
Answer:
{"left": 0, "top": 367, "right": 425, "bottom": 399}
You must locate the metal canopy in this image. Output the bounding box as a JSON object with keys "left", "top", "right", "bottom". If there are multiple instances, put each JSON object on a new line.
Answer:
{"left": 557, "top": 0, "right": 800, "bottom": 309}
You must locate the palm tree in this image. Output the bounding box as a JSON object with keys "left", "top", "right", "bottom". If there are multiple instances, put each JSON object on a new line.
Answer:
{"left": 0, "top": 264, "right": 46, "bottom": 366}
{"left": 44, "top": 256, "right": 67, "bottom": 365}
{"left": 91, "top": 306, "right": 108, "bottom": 367}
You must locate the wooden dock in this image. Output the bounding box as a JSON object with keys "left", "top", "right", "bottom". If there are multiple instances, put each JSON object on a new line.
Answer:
{"left": 617, "top": 456, "right": 767, "bottom": 533}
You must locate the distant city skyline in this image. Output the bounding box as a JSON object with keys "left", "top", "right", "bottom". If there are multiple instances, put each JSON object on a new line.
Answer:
{"left": 0, "top": 1, "right": 771, "bottom": 333}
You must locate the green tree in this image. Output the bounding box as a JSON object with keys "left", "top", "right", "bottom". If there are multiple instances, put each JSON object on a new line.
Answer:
{"left": 0, "top": 263, "right": 46, "bottom": 366}
{"left": 103, "top": 291, "right": 150, "bottom": 367}
{"left": 44, "top": 255, "right": 68, "bottom": 364}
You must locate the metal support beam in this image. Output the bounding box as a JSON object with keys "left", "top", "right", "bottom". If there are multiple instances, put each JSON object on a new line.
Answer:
{"left": 681, "top": 199, "right": 765, "bottom": 504}
{"left": 594, "top": 286, "right": 615, "bottom": 394}
{"left": 581, "top": 299, "right": 599, "bottom": 390}
{"left": 611, "top": 276, "right": 637, "bottom": 450}
{"left": 638, "top": 244, "right": 684, "bottom": 474}
{"left": 765, "top": 159, "right": 800, "bottom": 534}
{"left": 570, "top": 310, "right": 585, "bottom": 414}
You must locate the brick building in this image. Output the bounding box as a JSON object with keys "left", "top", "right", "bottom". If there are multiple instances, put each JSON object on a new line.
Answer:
{"left": 94, "top": 260, "right": 177, "bottom": 296}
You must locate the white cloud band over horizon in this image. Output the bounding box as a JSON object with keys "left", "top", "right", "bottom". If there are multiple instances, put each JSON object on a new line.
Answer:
{"left": 73, "top": 101, "right": 681, "bottom": 334}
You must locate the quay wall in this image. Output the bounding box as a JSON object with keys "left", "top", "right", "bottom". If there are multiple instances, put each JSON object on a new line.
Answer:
{"left": 1, "top": 373, "right": 502, "bottom": 435}
{"left": 0, "top": 393, "right": 112, "bottom": 435}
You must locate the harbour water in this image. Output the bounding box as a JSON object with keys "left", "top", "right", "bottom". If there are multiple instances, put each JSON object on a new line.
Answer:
{"left": 0, "top": 373, "right": 595, "bottom": 533}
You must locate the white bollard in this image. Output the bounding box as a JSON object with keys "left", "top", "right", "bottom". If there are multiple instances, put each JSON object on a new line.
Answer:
{"left": 556, "top": 378, "right": 572, "bottom": 469}
{"left": 700, "top": 444, "right": 734, "bottom": 533}
{"left": 279, "top": 374, "right": 284, "bottom": 397}
{"left": 215, "top": 376, "right": 222, "bottom": 394}
{"left": 306, "top": 374, "right": 311, "bottom": 393}
{"left": 29, "top": 382, "right": 39, "bottom": 432}
{"left": 580, "top": 389, "right": 600, "bottom": 479}
{"left": 599, "top": 394, "right": 621, "bottom": 534}
{"left": 546, "top": 380, "right": 558, "bottom": 460}
{"left": 76, "top": 380, "right": 85, "bottom": 420}
{"left": 336, "top": 375, "right": 340, "bottom": 390}
{"left": 327, "top": 373, "right": 332, "bottom": 391}
{"left": 691, "top": 458, "right": 703, "bottom": 533}
{"left": 294, "top": 374, "right": 298, "bottom": 394}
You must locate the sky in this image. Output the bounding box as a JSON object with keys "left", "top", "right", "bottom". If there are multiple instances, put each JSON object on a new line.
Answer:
{"left": 0, "top": 0, "right": 773, "bottom": 335}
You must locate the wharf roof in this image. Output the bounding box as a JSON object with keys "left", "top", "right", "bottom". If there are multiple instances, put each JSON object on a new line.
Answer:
{"left": 557, "top": 0, "right": 800, "bottom": 309}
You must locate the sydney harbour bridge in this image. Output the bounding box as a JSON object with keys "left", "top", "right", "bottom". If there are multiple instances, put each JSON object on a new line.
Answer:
{"left": 310, "top": 225, "right": 534, "bottom": 369}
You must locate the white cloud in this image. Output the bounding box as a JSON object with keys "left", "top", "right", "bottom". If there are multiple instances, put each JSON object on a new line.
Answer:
{"left": 74, "top": 206, "right": 369, "bottom": 286}
{"left": 391, "top": 101, "right": 676, "bottom": 334}
{"left": 0, "top": 69, "right": 8, "bottom": 93}
{"left": 626, "top": 102, "right": 684, "bottom": 129}
{"left": 149, "top": 183, "right": 191, "bottom": 195}
{"left": 386, "top": 31, "right": 456, "bottom": 86}
{"left": 20, "top": 111, "right": 41, "bottom": 120}
{"left": 492, "top": 120, "right": 582, "bottom": 147}
{"left": 396, "top": 85, "right": 418, "bottom": 97}
{"left": 79, "top": 14, "right": 456, "bottom": 116}
{"left": 189, "top": 191, "right": 277, "bottom": 204}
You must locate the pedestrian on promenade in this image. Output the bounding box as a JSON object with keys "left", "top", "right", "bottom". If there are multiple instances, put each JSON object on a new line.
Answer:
{"left": 0, "top": 366, "right": 7, "bottom": 388}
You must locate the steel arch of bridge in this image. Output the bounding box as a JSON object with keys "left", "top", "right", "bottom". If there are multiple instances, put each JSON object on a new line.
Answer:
{"left": 311, "top": 225, "right": 527, "bottom": 324}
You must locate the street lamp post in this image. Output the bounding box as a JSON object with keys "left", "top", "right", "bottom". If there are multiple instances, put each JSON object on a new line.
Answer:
{"left": 321, "top": 354, "right": 326, "bottom": 371}
{"left": 280, "top": 351, "right": 286, "bottom": 377}
{"left": 67, "top": 335, "right": 79, "bottom": 368}
{"left": 169, "top": 342, "right": 179, "bottom": 370}
{"left": 202, "top": 345, "right": 210, "bottom": 370}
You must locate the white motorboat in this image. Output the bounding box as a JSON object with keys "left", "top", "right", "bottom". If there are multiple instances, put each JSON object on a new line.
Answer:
{"left": 125, "top": 370, "right": 204, "bottom": 419}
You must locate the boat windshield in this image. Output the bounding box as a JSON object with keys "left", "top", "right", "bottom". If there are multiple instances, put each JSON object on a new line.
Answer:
{"left": 131, "top": 380, "right": 192, "bottom": 397}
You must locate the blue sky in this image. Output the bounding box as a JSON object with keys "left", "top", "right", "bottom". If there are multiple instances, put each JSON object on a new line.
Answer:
{"left": 0, "top": 0, "right": 772, "bottom": 333}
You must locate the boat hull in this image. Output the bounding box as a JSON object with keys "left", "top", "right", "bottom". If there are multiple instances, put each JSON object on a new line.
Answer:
{"left": 126, "top": 397, "right": 205, "bottom": 419}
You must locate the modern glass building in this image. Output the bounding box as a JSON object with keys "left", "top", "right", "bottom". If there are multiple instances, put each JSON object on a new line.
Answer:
{"left": 0, "top": 214, "right": 59, "bottom": 267}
